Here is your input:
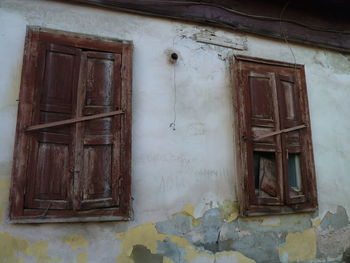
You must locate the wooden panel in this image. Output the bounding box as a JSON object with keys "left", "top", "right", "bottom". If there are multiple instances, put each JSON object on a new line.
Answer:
{"left": 244, "top": 69, "right": 283, "bottom": 206}
{"left": 34, "top": 143, "right": 70, "bottom": 205}
{"left": 76, "top": 51, "right": 122, "bottom": 210}
{"left": 40, "top": 45, "right": 77, "bottom": 113}
{"left": 276, "top": 73, "right": 307, "bottom": 205}
{"left": 249, "top": 73, "right": 275, "bottom": 126}
{"left": 24, "top": 43, "right": 80, "bottom": 211}
{"left": 82, "top": 145, "right": 113, "bottom": 200}
{"left": 85, "top": 53, "right": 115, "bottom": 107}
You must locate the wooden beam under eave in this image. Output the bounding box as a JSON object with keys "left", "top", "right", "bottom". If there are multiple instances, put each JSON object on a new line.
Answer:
{"left": 65, "top": 0, "right": 350, "bottom": 53}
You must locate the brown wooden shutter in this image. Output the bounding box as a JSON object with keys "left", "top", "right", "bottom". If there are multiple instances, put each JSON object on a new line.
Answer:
{"left": 244, "top": 70, "right": 283, "bottom": 206}
{"left": 25, "top": 43, "right": 81, "bottom": 210}
{"left": 10, "top": 28, "right": 133, "bottom": 222}
{"left": 276, "top": 73, "right": 307, "bottom": 205}
{"left": 234, "top": 56, "right": 317, "bottom": 216}
{"left": 74, "top": 51, "right": 123, "bottom": 210}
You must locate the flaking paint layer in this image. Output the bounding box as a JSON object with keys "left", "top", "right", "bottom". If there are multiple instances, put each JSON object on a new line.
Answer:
{"left": 116, "top": 222, "right": 256, "bottom": 263}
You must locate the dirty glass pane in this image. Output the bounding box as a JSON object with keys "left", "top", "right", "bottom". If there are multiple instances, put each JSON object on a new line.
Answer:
{"left": 288, "top": 153, "right": 302, "bottom": 197}
{"left": 253, "top": 152, "right": 277, "bottom": 198}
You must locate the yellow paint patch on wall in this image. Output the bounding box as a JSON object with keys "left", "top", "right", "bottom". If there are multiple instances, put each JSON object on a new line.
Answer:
{"left": 0, "top": 179, "right": 10, "bottom": 221}
{"left": 232, "top": 251, "right": 256, "bottom": 263}
{"left": 164, "top": 257, "right": 175, "bottom": 263}
{"left": 312, "top": 217, "right": 321, "bottom": 227}
{"left": 25, "top": 241, "right": 61, "bottom": 263}
{"left": 172, "top": 204, "right": 200, "bottom": 226}
{"left": 117, "top": 222, "right": 166, "bottom": 259}
{"left": 182, "top": 203, "right": 195, "bottom": 217}
{"left": 76, "top": 251, "right": 88, "bottom": 263}
{"left": 219, "top": 200, "right": 239, "bottom": 222}
{"left": 0, "top": 232, "right": 60, "bottom": 263}
{"left": 278, "top": 228, "right": 316, "bottom": 262}
{"left": 62, "top": 234, "right": 89, "bottom": 251}
{"left": 0, "top": 232, "right": 28, "bottom": 263}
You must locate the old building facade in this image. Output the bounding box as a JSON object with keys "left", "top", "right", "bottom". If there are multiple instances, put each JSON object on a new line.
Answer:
{"left": 1, "top": 0, "right": 350, "bottom": 262}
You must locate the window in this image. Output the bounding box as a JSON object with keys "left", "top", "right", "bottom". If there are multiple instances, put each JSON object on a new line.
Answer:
{"left": 9, "top": 27, "right": 132, "bottom": 223}
{"left": 233, "top": 56, "right": 317, "bottom": 216}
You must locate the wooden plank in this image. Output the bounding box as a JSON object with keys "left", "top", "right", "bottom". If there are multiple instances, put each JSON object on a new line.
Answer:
{"left": 253, "top": 124, "right": 307, "bottom": 141}
{"left": 24, "top": 42, "right": 80, "bottom": 211}
{"left": 25, "top": 110, "right": 124, "bottom": 132}
{"left": 77, "top": 51, "right": 122, "bottom": 210}
{"left": 67, "top": 0, "right": 350, "bottom": 52}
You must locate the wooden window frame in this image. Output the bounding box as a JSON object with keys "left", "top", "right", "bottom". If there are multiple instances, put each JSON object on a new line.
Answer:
{"left": 9, "top": 27, "right": 133, "bottom": 223}
{"left": 233, "top": 55, "right": 318, "bottom": 216}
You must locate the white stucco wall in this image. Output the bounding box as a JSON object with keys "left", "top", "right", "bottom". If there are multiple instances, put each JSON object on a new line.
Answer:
{"left": 1, "top": 0, "right": 350, "bottom": 262}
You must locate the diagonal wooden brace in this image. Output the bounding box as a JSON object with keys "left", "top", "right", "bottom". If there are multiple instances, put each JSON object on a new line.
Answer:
{"left": 253, "top": 124, "right": 307, "bottom": 141}
{"left": 25, "top": 110, "right": 125, "bottom": 132}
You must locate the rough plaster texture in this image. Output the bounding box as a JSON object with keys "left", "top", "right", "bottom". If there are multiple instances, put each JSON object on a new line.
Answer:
{"left": 1, "top": 0, "right": 350, "bottom": 262}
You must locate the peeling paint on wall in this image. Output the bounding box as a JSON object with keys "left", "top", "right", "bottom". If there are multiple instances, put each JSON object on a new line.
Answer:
{"left": 0, "top": 232, "right": 28, "bottom": 263}
{"left": 116, "top": 220, "right": 256, "bottom": 263}
{"left": 0, "top": 232, "right": 61, "bottom": 263}
{"left": 62, "top": 235, "right": 89, "bottom": 251}
{"left": 279, "top": 229, "right": 317, "bottom": 262}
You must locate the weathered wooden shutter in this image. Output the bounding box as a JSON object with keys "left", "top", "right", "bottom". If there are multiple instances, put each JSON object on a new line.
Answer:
{"left": 10, "top": 28, "right": 132, "bottom": 222}
{"left": 75, "top": 51, "right": 123, "bottom": 210}
{"left": 276, "top": 73, "right": 308, "bottom": 205}
{"left": 234, "top": 56, "right": 317, "bottom": 216}
{"left": 25, "top": 43, "right": 81, "bottom": 210}
{"left": 244, "top": 70, "right": 283, "bottom": 206}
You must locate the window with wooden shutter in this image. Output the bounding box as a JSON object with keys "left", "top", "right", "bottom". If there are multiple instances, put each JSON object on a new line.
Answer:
{"left": 233, "top": 56, "right": 317, "bottom": 216}
{"left": 9, "top": 27, "right": 132, "bottom": 223}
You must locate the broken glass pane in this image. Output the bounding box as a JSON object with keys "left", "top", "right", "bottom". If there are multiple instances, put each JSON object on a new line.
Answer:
{"left": 254, "top": 152, "right": 277, "bottom": 198}
{"left": 288, "top": 153, "right": 302, "bottom": 196}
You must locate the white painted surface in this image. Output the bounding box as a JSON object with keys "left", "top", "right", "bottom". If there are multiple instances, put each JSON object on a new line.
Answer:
{"left": 0, "top": 0, "right": 350, "bottom": 261}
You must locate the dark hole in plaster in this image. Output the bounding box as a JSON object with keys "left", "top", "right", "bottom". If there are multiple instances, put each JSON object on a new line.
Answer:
{"left": 171, "top": 52, "right": 178, "bottom": 61}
